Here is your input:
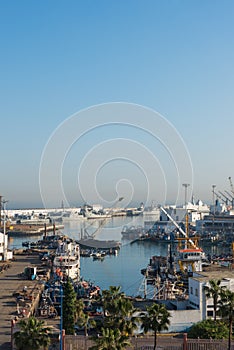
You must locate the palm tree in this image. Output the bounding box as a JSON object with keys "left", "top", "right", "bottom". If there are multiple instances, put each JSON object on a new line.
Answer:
{"left": 102, "top": 286, "right": 139, "bottom": 336}
{"left": 102, "top": 286, "right": 124, "bottom": 316}
{"left": 115, "top": 297, "right": 139, "bottom": 337}
{"left": 90, "top": 327, "right": 131, "bottom": 350}
{"left": 204, "top": 279, "right": 224, "bottom": 321}
{"left": 141, "top": 303, "right": 170, "bottom": 350}
{"left": 77, "top": 312, "right": 96, "bottom": 337}
{"left": 218, "top": 289, "right": 234, "bottom": 350}
{"left": 14, "top": 316, "right": 51, "bottom": 350}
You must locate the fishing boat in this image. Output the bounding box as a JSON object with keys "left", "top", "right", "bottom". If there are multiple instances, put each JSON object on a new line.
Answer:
{"left": 53, "top": 239, "right": 80, "bottom": 280}
{"left": 121, "top": 225, "right": 145, "bottom": 239}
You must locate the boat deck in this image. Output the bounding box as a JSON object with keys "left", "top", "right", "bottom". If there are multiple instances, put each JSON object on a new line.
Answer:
{"left": 77, "top": 238, "right": 120, "bottom": 250}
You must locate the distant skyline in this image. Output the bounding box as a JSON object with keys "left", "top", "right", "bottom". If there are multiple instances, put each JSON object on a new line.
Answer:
{"left": 1, "top": 1, "right": 234, "bottom": 209}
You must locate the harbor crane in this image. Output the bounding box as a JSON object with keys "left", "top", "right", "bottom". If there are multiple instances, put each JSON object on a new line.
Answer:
{"left": 224, "top": 190, "right": 233, "bottom": 201}
{"left": 213, "top": 191, "right": 226, "bottom": 205}
{"left": 224, "top": 191, "right": 234, "bottom": 208}
{"left": 83, "top": 197, "right": 124, "bottom": 239}
{"left": 218, "top": 191, "right": 230, "bottom": 206}
{"left": 160, "top": 206, "right": 198, "bottom": 249}
{"left": 228, "top": 177, "right": 234, "bottom": 196}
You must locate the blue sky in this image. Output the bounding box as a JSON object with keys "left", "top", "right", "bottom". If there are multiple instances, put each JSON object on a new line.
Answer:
{"left": 1, "top": 0, "right": 234, "bottom": 208}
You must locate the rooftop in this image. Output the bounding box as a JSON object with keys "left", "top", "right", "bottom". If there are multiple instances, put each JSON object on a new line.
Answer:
{"left": 192, "top": 265, "right": 234, "bottom": 282}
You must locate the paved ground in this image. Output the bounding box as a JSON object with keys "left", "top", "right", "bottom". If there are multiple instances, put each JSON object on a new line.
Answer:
{"left": 0, "top": 252, "right": 43, "bottom": 350}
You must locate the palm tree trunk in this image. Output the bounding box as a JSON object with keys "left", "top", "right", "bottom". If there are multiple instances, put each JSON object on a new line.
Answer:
{"left": 228, "top": 316, "right": 232, "bottom": 350}
{"left": 154, "top": 330, "right": 157, "bottom": 350}
{"left": 214, "top": 296, "right": 218, "bottom": 322}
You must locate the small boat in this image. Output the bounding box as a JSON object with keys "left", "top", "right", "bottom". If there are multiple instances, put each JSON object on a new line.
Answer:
{"left": 22, "top": 241, "right": 30, "bottom": 247}
{"left": 92, "top": 252, "right": 105, "bottom": 260}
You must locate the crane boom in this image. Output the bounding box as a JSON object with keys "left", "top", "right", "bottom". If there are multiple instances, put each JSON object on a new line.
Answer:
{"left": 218, "top": 191, "right": 230, "bottom": 205}
{"left": 160, "top": 206, "right": 197, "bottom": 249}
{"left": 213, "top": 191, "right": 226, "bottom": 204}
{"left": 84, "top": 197, "right": 124, "bottom": 238}
{"left": 228, "top": 177, "right": 234, "bottom": 196}
{"left": 225, "top": 191, "right": 234, "bottom": 200}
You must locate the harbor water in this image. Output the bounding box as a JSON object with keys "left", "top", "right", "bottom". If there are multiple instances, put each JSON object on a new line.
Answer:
{"left": 8, "top": 215, "right": 229, "bottom": 297}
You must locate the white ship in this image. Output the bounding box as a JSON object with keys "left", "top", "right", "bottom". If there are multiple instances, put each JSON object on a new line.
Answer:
{"left": 62, "top": 209, "right": 87, "bottom": 222}
{"left": 81, "top": 204, "right": 111, "bottom": 219}
{"left": 53, "top": 239, "right": 80, "bottom": 280}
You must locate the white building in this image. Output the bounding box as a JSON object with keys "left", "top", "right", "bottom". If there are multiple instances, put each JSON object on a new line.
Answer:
{"left": 0, "top": 231, "right": 13, "bottom": 260}
{"left": 188, "top": 267, "right": 234, "bottom": 320}
{"left": 157, "top": 266, "right": 234, "bottom": 332}
{"left": 160, "top": 200, "right": 210, "bottom": 226}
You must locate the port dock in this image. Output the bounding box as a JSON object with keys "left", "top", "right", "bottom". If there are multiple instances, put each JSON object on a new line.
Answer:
{"left": 0, "top": 252, "right": 50, "bottom": 349}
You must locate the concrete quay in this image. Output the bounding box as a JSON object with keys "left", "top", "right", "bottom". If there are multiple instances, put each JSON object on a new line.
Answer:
{"left": 0, "top": 252, "right": 48, "bottom": 350}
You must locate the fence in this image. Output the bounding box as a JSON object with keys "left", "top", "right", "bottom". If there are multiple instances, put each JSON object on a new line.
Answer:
{"left": 187, "top": 338, "right": 229, "bottom": 350}
{"left": 64, "top": 335, "right": 233, "bottom": 350}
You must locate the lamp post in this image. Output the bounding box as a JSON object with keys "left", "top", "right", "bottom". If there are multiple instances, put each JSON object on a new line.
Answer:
{"left": 182, "top": 184, "right": 190, "bottom": 209}
{"left": 0, "top": 195, "right": 2, "bottom": 227}
{"left": 212, "top": 185, "right": 216, "bottom": 214}
{"left": 60, "top": 284, "right": 63, "bottom": 350}
{"left": 1, "top": 199, "right": 8, "bottom": 261}
{"left": 212, "top": 185, "right": 216, "bottom": 234}
{"left": 182, "top": 184, "right": 190, "bottom": 248}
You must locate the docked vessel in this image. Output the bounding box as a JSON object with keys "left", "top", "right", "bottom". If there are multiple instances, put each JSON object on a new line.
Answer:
{"left": 139, "top": 206, "right": 209, "bottom": 299}
{"left": 126, "top": 203, "right": 144, "bottom": 216}
{"left": 121, "top": 225, "right": 145, "bottom": 239}
{"left": 62, "top": 209, "right": 87, "bottom": 222}
{"left": 80, "top": 204, "right": 112, "bottom": 219}
{"left": 143, "top": 204, "right": 160, "bottom": 219}
{"left": 53, "top": 239, "right": 80, "bottom": 280}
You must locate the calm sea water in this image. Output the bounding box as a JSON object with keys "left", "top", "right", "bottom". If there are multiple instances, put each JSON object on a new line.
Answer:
{"left": 8, "top": 215, "right": 226, "bottom": 297}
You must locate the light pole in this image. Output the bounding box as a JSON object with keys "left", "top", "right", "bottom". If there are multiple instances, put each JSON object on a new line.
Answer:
{"left": 60, "top": 284, "right": 63, "bottom": 350}
{"left": 0, "top": 195, "right": 2, "bottom": 227}
{"left": 182, "top": 184, "right": 190, "bottom": 246}
{"left": 1, "top": 199, "right": 8, "bottom": 261}
{"left": 212, "top": 185, "right": 216, "bottom": 214}
{"left": 182, "top": 184, "right": 190, "bottom": 209}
